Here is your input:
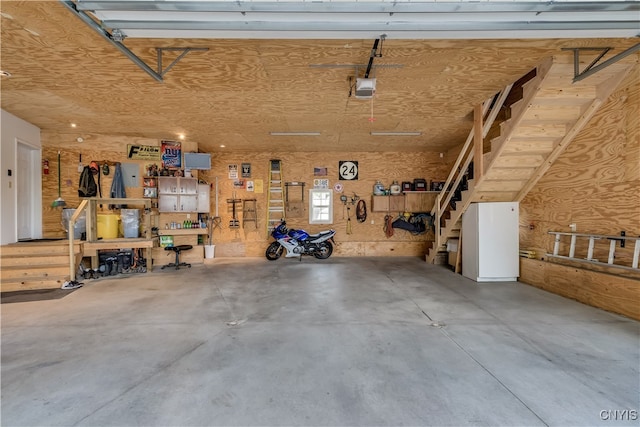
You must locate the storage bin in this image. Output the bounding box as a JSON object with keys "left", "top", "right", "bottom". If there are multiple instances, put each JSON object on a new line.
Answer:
{"left": 120, "top": 209, "right": 140, "bottom": 238}
{"left": 62, "top": 209, "right": 86, "bottom": 240}
{"left": 204, "top": 244, "right": 215, "bottom": 259}
{"left": 97, "top": 214, "right": 119, "bottom": 239}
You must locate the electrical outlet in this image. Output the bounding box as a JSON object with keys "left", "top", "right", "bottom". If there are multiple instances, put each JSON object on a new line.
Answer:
{"left": 186, "top": 213, "right": 191, "bottom": 219}
{"left": 371, "top": 219, "right": 374, "bottom": 225}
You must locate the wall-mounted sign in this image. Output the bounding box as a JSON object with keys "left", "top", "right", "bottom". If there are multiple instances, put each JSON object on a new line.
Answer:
{"left": 161, "top": 140, "right": 181, "bottom": 169}
{"left": 127, "top": 144, "right": 161, "bottom": 160}
{"left": 247, "top": 181, "right": 255, "bottom": 192}
{"left": 242, "top": 163, "right": 251, "bottom": 178}
{"left": 314, "top": 179, "right": 329, "bottom": 189}
{"left": 228, "top": 164, "right": 238, "bottom": 179}
{"left": 339, "top": 161, "right": 358, "bottom": 180}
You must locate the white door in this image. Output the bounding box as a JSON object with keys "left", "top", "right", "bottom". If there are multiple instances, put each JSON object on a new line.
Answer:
{"left": 17, "top": 142, "right": 36, "bottom": 240}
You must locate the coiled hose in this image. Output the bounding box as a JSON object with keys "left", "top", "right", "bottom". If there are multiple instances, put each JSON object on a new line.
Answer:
{"left": 384, "top": 214, "right": 394, "bottom": 238}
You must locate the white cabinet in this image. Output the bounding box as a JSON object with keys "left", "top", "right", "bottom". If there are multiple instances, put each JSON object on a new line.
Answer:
{"left": 197, "top": 183, "right": 210, "bottom": 213}
{"left": 158, "top": 177, "right": 198, "bottom": 212}
{"left": 462, "top": 202, "right": 519, "bottom": 282}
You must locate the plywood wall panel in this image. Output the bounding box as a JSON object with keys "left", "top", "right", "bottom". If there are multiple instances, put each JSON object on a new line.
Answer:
{"left": 41, "top": 133, "right": 197, "bottom": 236}
{"left": 520, "top": 258, "right": 640, "bottom": 321}
{"left": 199, "top": 150, "right": 448, "bottom": 257}
{"left": 520, "top": 61, "right": 640, "bottom": 272}
{"left": 40, "top": 135, "right": 450, "bottom": 257}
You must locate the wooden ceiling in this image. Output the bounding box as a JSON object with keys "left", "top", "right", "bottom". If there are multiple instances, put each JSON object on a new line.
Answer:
{"left": 1, "top": 1, "right": 638, "bottom": 153}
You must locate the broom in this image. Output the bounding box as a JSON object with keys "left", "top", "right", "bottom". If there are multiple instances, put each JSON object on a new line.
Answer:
{"left": 51, "top": 151, "right": 66, "bottom": 208}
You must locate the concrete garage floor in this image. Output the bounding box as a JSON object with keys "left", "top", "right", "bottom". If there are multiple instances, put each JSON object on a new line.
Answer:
{"left": 1, "top": 257, "right": 638, "bottom": 427}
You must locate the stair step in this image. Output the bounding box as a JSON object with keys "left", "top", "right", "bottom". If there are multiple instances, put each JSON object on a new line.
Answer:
{"left": 483, "top": 167, "right": 537, "bottom": 181}
{"left": 472, "top": 191, "right": 519, "bottom": 202}
{"left": 509, "top": 123, "right": 568, "bottom": 138}
{"left": 1, "top": 277, "right": 66, "bottom": 292}
{"left": 536, "top": 85, "right": 597, "bottom": 100}
{"left": 1, "top": 254, "right": 69, "bottom": 267}
{"left": 1, "top": 265, "right": 70, "bottom": 281}
{"left": 491, "top": 154, "right": 545, "bottom": 169}
{"left": 495, "top": 137, "right": 557, "bottom": 154}
{"left": 520, "top": 104, "right": 583, "bottom": 121}
{"left": 1, "top": 242, "right": 81, "bottom": 256}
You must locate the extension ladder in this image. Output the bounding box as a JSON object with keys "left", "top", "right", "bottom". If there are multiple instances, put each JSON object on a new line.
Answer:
{"left": 266, "top": 160, "right": 285, "bottom": 236}
{"left": 548, "top": 231, "right": 640, "bottom": 272}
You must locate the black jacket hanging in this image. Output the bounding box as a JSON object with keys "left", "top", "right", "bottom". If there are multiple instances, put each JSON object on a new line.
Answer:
{"left": 78, "top": 166, "right": 97, "bottom": 197}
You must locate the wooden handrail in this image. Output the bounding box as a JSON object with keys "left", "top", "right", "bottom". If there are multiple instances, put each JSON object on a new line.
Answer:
{"left": 68, "top": 199, "right": 88, "bottom": 282}
{"left": 429, "top": 84, "right": 513, "bottom": 254}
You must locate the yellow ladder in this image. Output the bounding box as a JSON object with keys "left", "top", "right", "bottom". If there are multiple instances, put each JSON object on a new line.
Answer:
{"left": 266, "top": 159, "right": 285, "bottom": 237}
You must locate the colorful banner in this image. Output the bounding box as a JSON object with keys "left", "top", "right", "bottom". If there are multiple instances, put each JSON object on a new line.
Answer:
{"left": 161, "top": 140, "right": 181, "bottom": 169}
{"left": 127, "top": 144, "right": 161, "bottom": 160}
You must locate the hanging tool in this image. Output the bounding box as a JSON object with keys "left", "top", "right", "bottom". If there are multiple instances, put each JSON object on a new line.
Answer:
{"left": 51, "top": 151, "right": 66, "bottom": 208}
{"left": 345, "top": 193, "right": 359, "bottom": 235}
{"left": 77, "top": 153, "right": 83, "bottom": 172}
{"left": 227, "top": 191, "right": 241, "bottom": 228}
{"left": 212, "top": 176, "right": 222, "bottom": 230}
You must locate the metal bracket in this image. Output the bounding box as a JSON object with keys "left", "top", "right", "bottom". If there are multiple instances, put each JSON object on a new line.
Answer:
{"left": 562, "top": 43, "right": 640, "bottom": 83}
{"left": 60, "top": 0, "right": 208, "bottom": 82}
{"left": 156, "top": 48, "right": 209, "bottom": 77}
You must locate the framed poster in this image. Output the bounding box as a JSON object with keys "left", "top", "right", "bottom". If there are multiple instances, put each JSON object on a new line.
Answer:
{"left": 161, "top": 140, "right": 181, "bottom": 169}
{"left": 241, "top": 163, "right": 251, "bottom": 178}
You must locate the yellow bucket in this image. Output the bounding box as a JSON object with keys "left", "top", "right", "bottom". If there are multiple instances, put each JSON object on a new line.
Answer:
{"left": 97, "top": 214, "right": 120, "bottom": 239}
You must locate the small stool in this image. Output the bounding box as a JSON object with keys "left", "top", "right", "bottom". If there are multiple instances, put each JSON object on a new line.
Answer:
{"left": 162, "top": 245, "right": 193, "bottom": 270}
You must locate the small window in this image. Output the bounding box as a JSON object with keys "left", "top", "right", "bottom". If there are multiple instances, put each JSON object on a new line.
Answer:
{"left": 309, "top": 189, "right": 333, "bottom": 224}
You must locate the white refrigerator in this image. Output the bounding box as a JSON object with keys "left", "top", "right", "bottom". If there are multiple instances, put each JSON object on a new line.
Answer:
{"left": 462, "top": 202, "right": 519, "bottom": 282}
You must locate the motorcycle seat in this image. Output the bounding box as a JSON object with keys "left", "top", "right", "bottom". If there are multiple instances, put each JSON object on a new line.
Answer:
{"left": 308, "top": 230, "right": 333, "bottom": 238}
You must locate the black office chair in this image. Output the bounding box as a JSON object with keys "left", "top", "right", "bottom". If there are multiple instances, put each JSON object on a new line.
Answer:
{"left": 162, "top": 245, "right": 193, "bottom": 270}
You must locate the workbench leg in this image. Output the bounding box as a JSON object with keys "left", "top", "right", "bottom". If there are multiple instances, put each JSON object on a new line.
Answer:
{"left": 91, "top": 255, "right": 99, "bottom": 270}
{"left": 146, "top": 247, "right": 152, "bottom": 272}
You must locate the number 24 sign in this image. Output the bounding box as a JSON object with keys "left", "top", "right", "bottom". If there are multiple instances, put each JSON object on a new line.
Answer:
{"left": 339, "top": 161, "right": 358, "bottom": 181}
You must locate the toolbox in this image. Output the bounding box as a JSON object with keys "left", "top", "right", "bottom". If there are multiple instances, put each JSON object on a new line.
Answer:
{"left": 413, "top": 178, "right": 427, "bottom": 191}
{"left": 402, "top": 181, "right": 413, "bottom": 192}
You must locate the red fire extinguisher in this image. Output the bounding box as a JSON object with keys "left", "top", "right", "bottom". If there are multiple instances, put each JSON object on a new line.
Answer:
{"left": 43, "top": 159, "right": 49, "bottom": 175}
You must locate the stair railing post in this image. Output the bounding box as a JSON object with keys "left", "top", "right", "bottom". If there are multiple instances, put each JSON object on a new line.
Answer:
{"left": 474, "top": 103, "right": 484, "bottom": 180}
{"left": 435, "top": 194, "right": 442, "bottom": 250}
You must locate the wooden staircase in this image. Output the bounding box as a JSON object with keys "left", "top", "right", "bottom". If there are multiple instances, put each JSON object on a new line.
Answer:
{"left": 427, "top": 54, "right": 635, "bottom": 263}
{"left": 0, "top": 240, "right": 83, "bottom": 292}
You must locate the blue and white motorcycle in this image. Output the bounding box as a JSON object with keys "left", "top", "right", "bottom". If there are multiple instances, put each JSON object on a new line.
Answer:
{"left": 266, "top": 220, "right": 336, "bottom": 260}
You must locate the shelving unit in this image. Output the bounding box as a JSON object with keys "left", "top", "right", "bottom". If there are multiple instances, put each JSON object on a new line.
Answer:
{"left": 371, "top": 192, "right": 438, "bottom": 213}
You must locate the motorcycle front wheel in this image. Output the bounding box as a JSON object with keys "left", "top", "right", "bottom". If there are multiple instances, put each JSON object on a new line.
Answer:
{"left": 265, "top": 242, "right": 284, "bottom": 260}
{"left": 314, "top": 241, "right": 333, "bottom": 259}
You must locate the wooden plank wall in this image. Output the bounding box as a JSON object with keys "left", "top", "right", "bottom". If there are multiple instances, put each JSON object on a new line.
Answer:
{"left": 518, "top": 60, "right": 640, "bottom": 318}
{"left": 42, "top": 133, "right": 197, "bottom": 237}
{"left": 41, "top": 132, "right": 450, "bottom": 256}
{"left": 519, "top": 62, "right": 640, "bottom": 267}
{"left": 201, "top": 151, "right": 450, "bottom": 257}
{"left": 520, "top": 258, "right": 640, "bottom": 321}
